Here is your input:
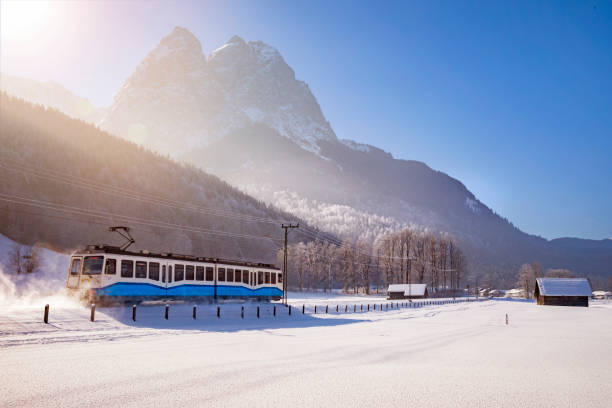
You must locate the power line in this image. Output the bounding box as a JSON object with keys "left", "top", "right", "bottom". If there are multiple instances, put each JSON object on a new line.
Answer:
{"left": 0, "top": 193, "right": 284, "bottom": 244}
{"left": 0, "top": 158, "right": 296, "bottom": 225}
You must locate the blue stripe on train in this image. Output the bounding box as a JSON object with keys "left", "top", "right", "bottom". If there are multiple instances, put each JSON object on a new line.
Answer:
{"left": 94, "top": 282, "right": 283, "bottom": 298}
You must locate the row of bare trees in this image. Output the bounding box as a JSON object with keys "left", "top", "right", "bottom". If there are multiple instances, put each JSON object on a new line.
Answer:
{"left": 279, "top": 228, "right": 467, "bottom": 296}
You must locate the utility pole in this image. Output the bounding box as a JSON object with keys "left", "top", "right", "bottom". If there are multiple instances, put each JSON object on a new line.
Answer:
{"left": 282, "top": 223, "right": 299, "bottom": 305}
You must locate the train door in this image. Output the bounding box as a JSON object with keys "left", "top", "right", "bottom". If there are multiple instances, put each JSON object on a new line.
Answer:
{"left": 66, "top": 257, "right": 82, "bottom": 289}
{"left": 213, "top": 265, "right": 217, "bottom": 299}
{"left": 162, "top": 263, "right": 167, "bottom": 294}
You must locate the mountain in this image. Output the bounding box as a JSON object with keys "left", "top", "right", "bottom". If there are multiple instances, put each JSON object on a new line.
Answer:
{"left": 99, "top": 27, "right": 335, "bottom": 157}
{"left": 11, "top": 27, "right": 612, "bottom": 288}
{"left": 0, "top": 73, "right": 105, "bottom": 123}
{"left": 0, "top": 93, "right": 317, "bottom": 264}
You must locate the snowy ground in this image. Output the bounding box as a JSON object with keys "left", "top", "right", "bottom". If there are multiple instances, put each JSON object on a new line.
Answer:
{"left": 1, "top": 294, "right": 611, "bottom": 407}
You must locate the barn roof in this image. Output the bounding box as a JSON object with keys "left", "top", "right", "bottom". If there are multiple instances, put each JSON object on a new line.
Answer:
{"left": 388, "top": 284, "right": 427, "bottom": 296}
{"left": 536, "top": 278, "right": 592, "bottom": 297}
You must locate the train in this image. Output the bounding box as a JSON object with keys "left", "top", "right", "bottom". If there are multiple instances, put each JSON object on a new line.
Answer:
{"left": 66, "top": 244, "right": 283, "bottom": 303}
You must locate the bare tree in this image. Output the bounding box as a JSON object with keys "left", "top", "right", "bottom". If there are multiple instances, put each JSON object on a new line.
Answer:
{"left": 357, "top": 240, "right": 372, "bottom": 294}
{"left": 517, "top": 263, "right": 535, "bottom": 298}
{"left": 23, "top": 246, "right": 41, "bottom": 273}
{"left": 8, "top": 243, "right": 23, "bottom": 274}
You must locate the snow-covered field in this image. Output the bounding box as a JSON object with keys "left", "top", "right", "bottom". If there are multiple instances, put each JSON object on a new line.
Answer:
{"left": 1, "top": 293, "right": 611, "bottom": 407}
{"left": 0, "top": 232, "right": 611, "bottom": 407}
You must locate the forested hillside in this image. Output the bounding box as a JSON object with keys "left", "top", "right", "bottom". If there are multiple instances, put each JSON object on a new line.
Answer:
{"left": 0, "top": 93, "right": 310, "bottom": 263}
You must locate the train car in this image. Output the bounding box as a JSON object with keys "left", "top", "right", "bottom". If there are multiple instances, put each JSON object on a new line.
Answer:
{"left": 66, "top": 244, "right": 283, "bottom": 303}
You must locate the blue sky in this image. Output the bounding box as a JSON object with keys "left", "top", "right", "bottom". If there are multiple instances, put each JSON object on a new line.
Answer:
{"left": 1, "top": 0, "right": 611, "bottom": 240}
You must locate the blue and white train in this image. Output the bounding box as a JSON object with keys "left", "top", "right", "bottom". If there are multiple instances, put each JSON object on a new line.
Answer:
{"left": 66, "top": 244, "right": 283, "bottom": 303}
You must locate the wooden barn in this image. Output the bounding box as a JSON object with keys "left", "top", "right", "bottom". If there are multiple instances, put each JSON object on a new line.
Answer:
{"left": 387, "top": 284, "right": 428, "bottom": 300}
{"left": 534, "top": 278, "right": 592, "bottom": 307}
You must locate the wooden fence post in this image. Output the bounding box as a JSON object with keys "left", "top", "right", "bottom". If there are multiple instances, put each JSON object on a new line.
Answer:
{"left": 241, "top": 306, "right": 244, "bottom": 319}
{"left": 217, "top": 306, "right": 220, "bottom": 318}
{"left": 44, "top": 304, "right": 49, "bottom": 324}
{"left": 165, "top": 304, "right": 169, "bottom": 320}
{"left": 132, "top": 305, "right": 137, "bottom": 322}
{"left": 193, "top": 305, "right": 197, "bottom": 320}
{"left": 257, "top": 306, "right": 260, "bottom": 319}
{"left": 90, "top": 304, "right": 95, "bottom": 322}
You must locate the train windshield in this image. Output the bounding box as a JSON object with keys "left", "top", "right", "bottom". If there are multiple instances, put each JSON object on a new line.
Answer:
{"left": 82, "top": 256, "right": 104, "bottom": 275}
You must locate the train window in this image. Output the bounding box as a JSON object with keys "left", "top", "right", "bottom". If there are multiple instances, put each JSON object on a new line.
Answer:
{"left": 70, "top": 258, "right": 81, "bottom": 275}
{"left": 235, "top": 270, "right": 242, "bottom": 283}
{"left": 227, "top": 268, "right": 234, "bottom": 282}
{"left": 169, "top": 266, "right": 173, "bottom": 283}
{"left": 135, "top": 261, "right": 147, "bottom": 278}
{"left": 162, "top": 265, "right": 166, "bottom": 283}
{"left": 196, "top": 266, "right": 204, "bottom": 281}
{"left": 206, "top": 267, "right": 214, "bottom": 281}
{"left": 83, "top": 256, "right": 104, "bottom": 275}
{"left": 175, "top": 265, "right": 184, "bottom": 281}
{"left": 121, "top": 260, "right": 134, "bottom": 278}
{"left": 218, "top": 268, "right": 226, "bottom": 282}
{"left": 278, "top": 273, "right": 282, "bottom": 283}
{"left": 265, "top": 272, "right": 270, "bottom": 284}
{"left": 271, "top": 273, "right": 276, "bottom": 284}
{"left": 186, "top": 265, "right": 195, "bottom": 280}
{"left": 105, "top": 259, "right": 116, "bottom": 275}
{"left": 242, "top": 270, "right": 249, "bottom": 284}
{"left": 258, "top": 271, "right": 263, "bottom": 285}
{"left": 149, "top": 262, "right": 160, "bottom": 281}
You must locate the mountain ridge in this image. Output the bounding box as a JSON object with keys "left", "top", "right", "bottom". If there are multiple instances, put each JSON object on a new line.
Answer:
{"left": 2, "top": 26, "right": 610, "bottom": 287}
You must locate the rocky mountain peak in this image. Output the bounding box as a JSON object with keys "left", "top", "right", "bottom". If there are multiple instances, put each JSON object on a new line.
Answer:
{"left": 228, "top": 35, "right": 246, "bottom": 45}
{"left": 101, "top": 28, "right": 337, "bottom": 157}
{"left": 160, "top": 26, "right": 204, "bottom": 55}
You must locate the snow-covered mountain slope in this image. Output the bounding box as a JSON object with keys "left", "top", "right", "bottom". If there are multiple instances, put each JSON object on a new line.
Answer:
{"left": 0, "top": 73, "right": 105, "bottom": 123}
{"left": 97, "top": 27, "right": 612, "bottom": 283}
{"left": 8, "top": 27, "right": 612, "bottom": 285}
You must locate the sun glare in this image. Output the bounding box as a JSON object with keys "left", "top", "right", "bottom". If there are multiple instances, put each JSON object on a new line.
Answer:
{"left": 1, "top": 0, "right": 51, "bottom": 40}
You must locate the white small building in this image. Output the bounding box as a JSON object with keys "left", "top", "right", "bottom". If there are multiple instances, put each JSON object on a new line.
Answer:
{"left": 387, "top": 284, "right": 428, "bottom": 300}
{"left": 504, "top": 288, "right": 526, "bottom": 298}
{"left": 591, "top": 291, "right": 611, "bottom": 300}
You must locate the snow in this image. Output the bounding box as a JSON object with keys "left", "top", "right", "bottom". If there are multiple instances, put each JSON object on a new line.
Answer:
{"left": 251, "top": 41, "right": 281, "bottom": 64}
{"left": 465, "top": 197, "right": 480, "bottom": 213}
{"left": 341, "top": 138, "right": 371, "bottom": 153}
{"left": 536, "top": 278, "right": 593, "bottom": 296}
{"left": 0, "top": 234, "right": 70, "bottom": 305}
{"left": 1, "top": 292, "right": 611, "bottom": 407}
{"left": 1, "top": 234, "right": 610, "bottom": 407}
{"left": 244, "top": 107, "right": 265, "bottom": 122}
